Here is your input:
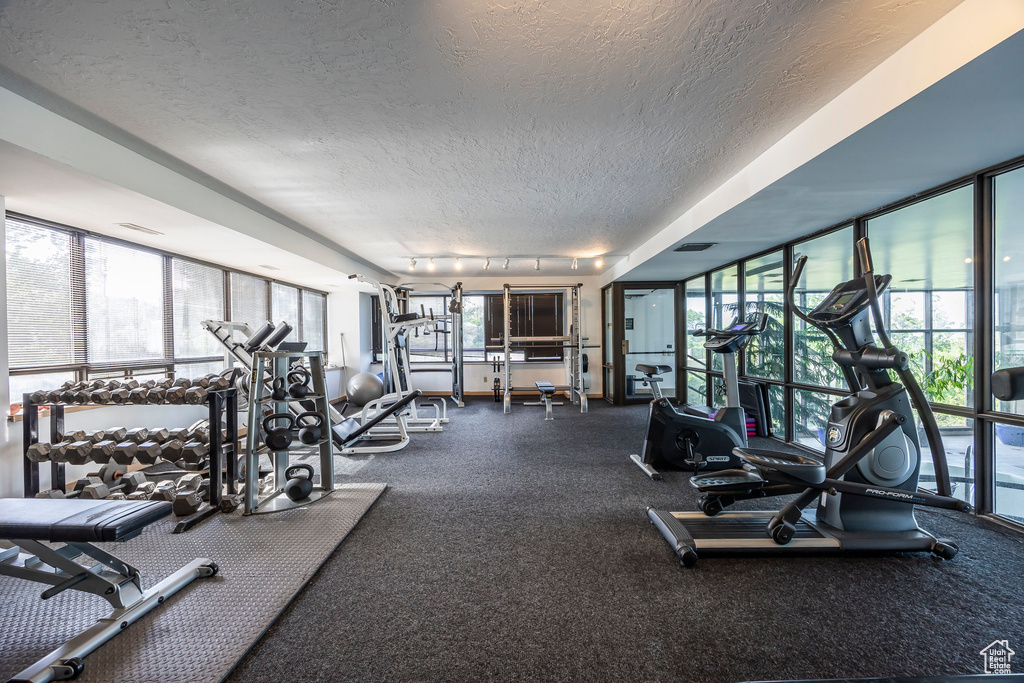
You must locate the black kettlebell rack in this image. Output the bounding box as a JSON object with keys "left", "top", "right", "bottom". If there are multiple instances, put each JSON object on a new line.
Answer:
{"left": 20, "top": 388, "right": 239, "bottom": 533}
{"left": 243, "top": 350, "right": 334, "bottom": 515}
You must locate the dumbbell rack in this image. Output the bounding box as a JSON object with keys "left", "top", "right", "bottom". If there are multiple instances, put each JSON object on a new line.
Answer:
{"left": 20, "top": 389, "right": 239, "bottom": 533}
{"left": 244, "top": 351, "right": 334, "bottom": 515}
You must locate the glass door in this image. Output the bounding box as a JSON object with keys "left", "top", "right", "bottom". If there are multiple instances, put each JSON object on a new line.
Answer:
{"left": 602, "top": 285, "right": 615, "bottom": 403}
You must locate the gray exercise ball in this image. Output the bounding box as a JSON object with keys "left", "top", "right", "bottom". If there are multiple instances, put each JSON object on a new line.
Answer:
{"left": 346, "top": 372, "right": 385, "bottom": 407}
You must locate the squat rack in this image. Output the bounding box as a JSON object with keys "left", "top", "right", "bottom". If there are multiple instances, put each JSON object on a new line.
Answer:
{"left": 502, "top": 283, "right": 588, "bottom": 414}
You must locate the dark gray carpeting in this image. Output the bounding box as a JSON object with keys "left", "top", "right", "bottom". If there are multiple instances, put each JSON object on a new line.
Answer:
{"left": 227, "top": 398, "right": 1024, "bottom": 683}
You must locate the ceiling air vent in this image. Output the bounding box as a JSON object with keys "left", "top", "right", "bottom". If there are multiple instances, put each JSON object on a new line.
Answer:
{"left": 115, "top": 222, "right": 163, "bottom": 236}
{"left": 674, "top": 243, "right": 716, "bottom": 252}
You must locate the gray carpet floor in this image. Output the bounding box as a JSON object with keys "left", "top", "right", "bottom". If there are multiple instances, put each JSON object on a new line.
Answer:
{"left": 227, "top": 398, "right": 1024, "bottom": 683}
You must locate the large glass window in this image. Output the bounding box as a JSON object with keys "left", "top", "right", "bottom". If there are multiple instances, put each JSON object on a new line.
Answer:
{"left": 793, "top": 388, "right": 837, "bottom": 452}
{"left": 867, "top": 185, "right": 975, "bottom": 407}
{"left": 792, "top": 227, "right": 854, "bottom": 390}
{"left": 6, "top": 218, "right": 80, "bottom": 370}
{"left": 301, "top": 290, "right": 326, "bottom": 352}
{"left": 271, "top": 282, "right": 300, "bottom": 342}
{"left": 173, "top": 259, "right": 224, "bottom": 360}
{"left": 994, "top": 167, "right": 1024, "bottom": 413}
{"left": 229, "top": 273, "right": 269, "bottom": 327}
{"left": 85, "top": 238, "right": 165, "bottom": 364}
{"left": 684, "top": 276, "right": 707, "bottom": 405}
{"left": 407, "top": 295, "right": 449, "bottom": 362}
{"left": 709, "top": 265, "right": 739, "bottom": 374}
{"left": 462, "top": 295, "right": 486, "bottom": 362}
{"left": 744, "top": 250, "right": 784, "bottom": 380}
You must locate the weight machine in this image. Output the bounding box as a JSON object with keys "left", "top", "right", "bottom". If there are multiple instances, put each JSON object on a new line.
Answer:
{"left": 501, "top": 283, "right": 589, "bottom": 414}
{"left": 351, "top": 274, "right": 464, "bottom": 432}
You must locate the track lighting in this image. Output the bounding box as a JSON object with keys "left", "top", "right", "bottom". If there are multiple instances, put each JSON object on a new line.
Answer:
{"left": 408, "top": 258, "right": 416, "bottom": 272}
{"left": 428, "top": 258, "right": 436, "bottom": 271}
{"left": 594, "top": 256, "right": 604, "bottom": 268}
{"left": 535, "top": 258, "right": 541, "bottom": 271}
{"left": 571, "top": 257, "right": 578, "bottom": 270}
{"left": 484, "top": 258, "right": 490, "bottom": 270}
{"left": 503, "top": 258, "right": 510, "bottom": 270}
{"left": 454, "top": 257, "right": 462, "bottom": 270}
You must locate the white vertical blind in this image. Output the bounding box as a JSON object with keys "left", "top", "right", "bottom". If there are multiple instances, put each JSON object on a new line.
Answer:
{"left": 173, "top": 258, "right": 224, "bottom": 359}
{"left": 271, "top": 282, "right": 300, "bottom": 342}
{"left": 5, "top": 218, "right": 83, "bottom": 368}
{"left": 229, "top": 272, "right": 269, "bottom": 328}
{"left": 302, "top": 290, "right": 326, "bottom": 351}
{"left": 84, "top": 238, "right": 165, "bottom": 364}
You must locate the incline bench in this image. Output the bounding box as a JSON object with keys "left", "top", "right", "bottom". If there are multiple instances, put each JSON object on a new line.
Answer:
{"left": 524, "top": 381, "right": 562, "bottom": 421}
{"left": 0, "top": 498, "right": 217, "bottom": 683}
{"left": 333, "top": 389, "right": 422, "bottom": 454}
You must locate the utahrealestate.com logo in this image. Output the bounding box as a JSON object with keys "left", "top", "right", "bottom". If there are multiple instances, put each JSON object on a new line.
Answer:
{"left": 981, "top": 640, "right": 1015, "bottom": 674}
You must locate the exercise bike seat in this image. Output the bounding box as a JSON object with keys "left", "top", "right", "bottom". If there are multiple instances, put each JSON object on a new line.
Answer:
{"left": 635, "top": 364, "right": 673, "bottom": 377}
{"left": 0, "top": 498, "right": 171, "bottom": 543}
{"left": 732, "top": 447, "right": 826, "bottom": 485}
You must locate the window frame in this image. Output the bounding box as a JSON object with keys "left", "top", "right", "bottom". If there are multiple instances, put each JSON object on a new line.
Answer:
{"left": 5, "top": 212, "right": 329, "bottom": 390}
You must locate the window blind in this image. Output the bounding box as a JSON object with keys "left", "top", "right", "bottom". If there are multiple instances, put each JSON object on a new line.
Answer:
{"left": 5, "top": 218, "right": 84, "bottom": 369}
{"left": 229, "top": 272, "right": 269, "bottom": 328}
{"left": 84, "top": 238, "right": 165, "bottom": 364}
{"left": 271, "top": 282, "right": 300, "bottom": 342}
{"left": 301, "top": 290, "right": 326, "bottom": 352}
{"left": 173, "top": 258, "right": 224, "bottom": 359}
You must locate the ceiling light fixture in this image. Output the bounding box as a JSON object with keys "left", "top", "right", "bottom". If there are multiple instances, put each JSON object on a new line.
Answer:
{"left": 571, "top": 257, "right": 578, "bottom": 270}
{"left": 965, "top": 257, "right": 973, "bottom": 264}
{"left": 408, "top": 258, "right": 417, "bottom": 272}
{"left": 427, "top": 258, "right": 436, "bottom": 271}
{"left": 535, "top": 257, "right": 541, "bottom": 271}
{"left": 1003, "top": 255, "right": 1011, "bottom": 262}
{"left": 503, "top": 258, "right": 510, "bottom": 270}
{"left": 484, "top": 257, "right": 491, "bottom": 270}
{"left": 594, "top": 256, "right": 604, "bottom": 268}
{"left": 258, "top": 264, "right": 280, "bottom": 271}
{"left": 455, "top": 257, "right": 462, "bottom": 270}
{"left": 115, "top": 222, "right": 164, "bottom": 236}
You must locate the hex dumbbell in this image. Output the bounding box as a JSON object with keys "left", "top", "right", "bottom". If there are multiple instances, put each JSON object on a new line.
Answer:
{"left": 172, "top": 474, "right": 206, "bottom": 515}
{"left": 35, "top": 476, "right": 102, "bottom": 499}
{"left": 111, "top": 441, "right": 139, "bottom": 466}
{"left": 184, "top": 386, "right": 208, "bottom": 405}
{"left": 81, "top": 471, "right": 148, "bottom": 499}
{"left": 164, "top": 386, "right": 187, "bottom": 404}
{"left": 178, "top": 441, "right": 210, "bottom": 464}
{"left": 66, "top": 439, "right": 116, "bottom": 465}
{"left": 26, "top": 442, "right": 69, "bottom": 462}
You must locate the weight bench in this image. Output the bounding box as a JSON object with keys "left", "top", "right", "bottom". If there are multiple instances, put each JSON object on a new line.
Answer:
{"left": 0, "top": 498, "right": 217, "bottom": 683}
{"left": 333, "top": 389, "right": 422, "bottom": 454}
{"left": 524, "top": 381, "right": 562, "bottom": 421}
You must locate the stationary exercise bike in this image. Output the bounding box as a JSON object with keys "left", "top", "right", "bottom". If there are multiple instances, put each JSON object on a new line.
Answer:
{"left": 646, "top": 238, "right": 972, "bottom": 567}
{"left": 629, "top": 314, "right": 768, "bottom": 480}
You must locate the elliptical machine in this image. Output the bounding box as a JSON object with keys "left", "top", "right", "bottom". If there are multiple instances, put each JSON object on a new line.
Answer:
{"left": 629, "top": 314, "right": 768, "bottom": 480}
{"left": 646, "top": 238, "right": 972, "bottom": 567}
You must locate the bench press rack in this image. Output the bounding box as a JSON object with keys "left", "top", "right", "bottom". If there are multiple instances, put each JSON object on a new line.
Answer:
{"left": 20, "top": 388, "right": 239, "bottom": 534}
{"left": 501, "top": 283, "right": 589, "bottom": 415}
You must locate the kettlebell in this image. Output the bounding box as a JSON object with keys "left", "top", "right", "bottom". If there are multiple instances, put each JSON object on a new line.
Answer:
{"left": 283, "top": 464, "right": 314, "bottom": 501}
{"left": 288, "top": 367, "right": 311, "bottom": 399}
{"left": 271, "top": 376, "right": 288, "bottom": 401}
{"left": 262, "top": 413, "right": 294, "bottom": 451}
{"left": 296, "top": 411, "right": 325, "bottom": 445}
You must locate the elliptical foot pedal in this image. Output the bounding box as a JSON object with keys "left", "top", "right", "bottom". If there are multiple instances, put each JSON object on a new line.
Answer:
{"left": 733, "top": 448, "right": 826, "bottom": 485}
{"left": 690, "top": 468, "right": 765, "bottom": 495}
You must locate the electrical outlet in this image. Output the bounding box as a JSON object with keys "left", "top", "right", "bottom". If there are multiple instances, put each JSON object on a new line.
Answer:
{"left": 484, "top": 376, "right": 489, "bottom": 383}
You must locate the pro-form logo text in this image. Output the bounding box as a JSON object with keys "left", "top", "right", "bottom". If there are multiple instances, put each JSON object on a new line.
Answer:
{"left": 866, "top": 488, "right": 920, "bottom": 501}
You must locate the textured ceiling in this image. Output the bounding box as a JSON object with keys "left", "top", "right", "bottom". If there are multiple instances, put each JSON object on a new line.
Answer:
{"left": 0, "top": 0, "right": 964, "bottom": 277}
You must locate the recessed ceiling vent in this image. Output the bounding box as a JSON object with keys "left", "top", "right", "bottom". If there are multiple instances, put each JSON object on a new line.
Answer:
{"left": 674, "top": 243, "right": 716, "bottom": 252}
{"left": 115, "top": 222, "right": 163, "bottom": 236}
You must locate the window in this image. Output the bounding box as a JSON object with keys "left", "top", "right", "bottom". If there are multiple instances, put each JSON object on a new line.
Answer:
{"left": 271, "top": 283, "right": 300, "bottom": 342}
{"left": 229, "top": 272, "right": 268, "bottom": 327}
{"left": 709, "top": 266, "right": 738, "bottom": 374}
{"left": 866, "top": 185, "right": 975, "bottom": 407}
{"left": 744, "top": 250, "right": 784, "bottom": 381}
{"left": 484, "top": 293, "right": 564, "bottom": 361}
{"left": 302, "top": 290, "right": 326, "bottom": 352}
{"left": 5, "top": 217, "right": 81, "bottom": 371}
{"left": 173, "top": 258, "right": 224, "bottom": 360}
{"left": 684, "top": 275, "right": 708, "bottom": 405}
{"left": 84, "top": 238, "right": 165, "bottom": 365}
{"left": 462, "top": 295, "right": 486, "bottom": 362}
{"left": 792, "top": 226, "right": 854, "bottom": 390}
{"left": 6, "top": 214, "right": 328, "bottom": 399}
{"left": 407, "top": 295, "right": 449, "bottom": 362}
{"left": 992, "top": 165, "right": 1024, "bottom": 522}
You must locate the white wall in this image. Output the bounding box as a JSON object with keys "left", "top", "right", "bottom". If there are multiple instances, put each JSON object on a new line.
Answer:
{"left": 364, "top": 274, "right": 605, "bottom": 397}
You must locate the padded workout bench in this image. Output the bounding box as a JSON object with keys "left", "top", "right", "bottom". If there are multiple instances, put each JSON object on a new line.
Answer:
{"left": 524, "top": 381, "right": 562, "bottom": 421}
{"left": 0, "top": 498, "right": 217, "bottom": 683}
